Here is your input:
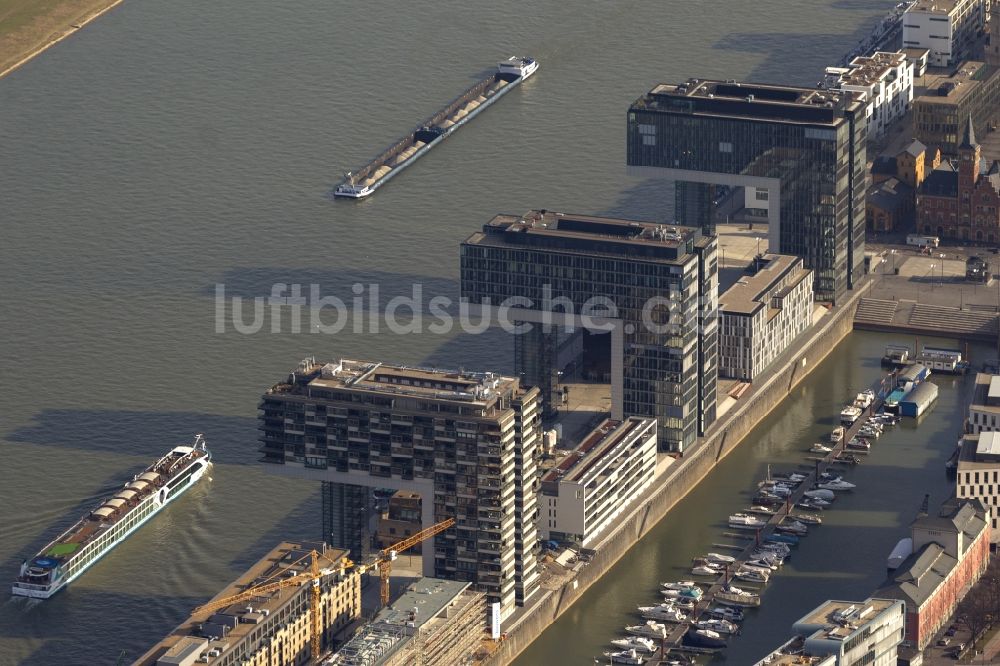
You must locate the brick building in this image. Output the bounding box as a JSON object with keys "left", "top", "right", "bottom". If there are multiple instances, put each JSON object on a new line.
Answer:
{"left": 875, "top": 498, "right": 990, "bottom": 650}
{"left": 916, "top": 118, "right": 1000, "bottom": 243}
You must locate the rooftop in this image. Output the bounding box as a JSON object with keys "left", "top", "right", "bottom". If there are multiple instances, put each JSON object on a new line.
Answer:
{"left": 914, "top": 62, "right": 994, "bottom": 106}
{"left": 959, "top": 432, "right": 1000, "bottom": 466}
{"left": 136, "top": 542, "right": 351, "bottom": 666}
{"left": 266, "top": 357, "right": 522, "bottom": 410}
{"left": 752, "top": 636, "right": 836, "bottom": 666}
{"left": 868, "top": 178, "right": 914, "bottom": 214}
{"left": 325, "top": 578, "right": 478, "bottom": 666}
{"left": 464, "top": 210, "right": 703, "bottom": 264}
{"left": 719, "top": 254, "right": 811, "bottom": 316}
{"left": 631, "top": 78, "right": 861, "bottom": 126}
{"left": 836, "top": 52, "right": 908, "bottom": 88}
{"left": 907, "top": 0, "right": 964, "bottom": 14}
{"left": 971, "top": 372, "right": 1000, "bottom": 412}
{"left": 540, "top": 417, "right": 653, "bottom": 486}
{"left": 795, "top": 598, "right": 898, "bottom": 640}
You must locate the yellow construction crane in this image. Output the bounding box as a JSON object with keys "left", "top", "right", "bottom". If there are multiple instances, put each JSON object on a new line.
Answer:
{"left": 375, "top": 517, "right": 454, "bottom": 607}
{"left": 191, "top": 518, "right": 455, "bottom": 662}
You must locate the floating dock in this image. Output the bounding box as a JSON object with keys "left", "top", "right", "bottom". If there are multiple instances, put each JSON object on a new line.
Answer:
{"left": 334, "top": 56, "right": 538, "bottom": 199}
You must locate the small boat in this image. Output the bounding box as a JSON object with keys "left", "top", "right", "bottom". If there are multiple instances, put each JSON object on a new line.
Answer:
{"left": 752, "top": 492, "right": 786, "bottom": 507}
{"left": 797, "top": 498, "right": 827, "bottom": 510}
{"left": 757, "top": 542, "right": 791, "bottom": 555}
{"left": 707, "top": 606, "right": 745, "bottom": 622}
{"left": 748, "top": 504, "right": 777, "bottom": 515}
{"left": 771, "top": 472, "right": 807, "bottom": 484}
{"left": 694, "top": 618, "right": 739, "bottom": 635}
{"left": 817, "top": 479, "right": 856, "bottom": 491}
{"left": 757, "top": 483, "right": 792, "bottom": 497}
{"left": 692, "top": 564, "right": 722, "bottom": 576}
{"left": 638, "top": 603, "right": 689, "bottom": 623}
{"left": 662, "top": 586, "right": 703, "bottom": 601}
{"left": 734, "top": 568, "right": 769, "bottom": 584}
{"left": 745, "top": 557, "right": 779, "bottom": 570}
{"left": 749, "top": 552, "right": 784, "bottom": 568}
{"left": 858, "top": 427, "right": 881, "bottom": 439}
{"left": 854, "top": 390, "right": 875, "bottom": 410}
{"left": 728, "top": 514, "right": 769, "bottom": 530}
{"left": 661, "top": 580, "right": 699, "bottom": 591}
{"left": 804, "top": 489, "right": 835, "bottom": 502}
{"left": 830, "top": 426, "right": 845, "bottom": 443}
{"left": 626, "top": 621, "right": 670, "bottom": 640}
{"left": 776, "top": 521, "right": 808, "bottom": 536}
{"left": 833, "top": 453, "right": 861, "bottom": 465}
{"left": 765, "top": 533, "right": 799, "bottom": 545}
{"left": 840, "top": 405, "right": 862, "bottom": 425}
{"left": 846, "top": 438, "right": 871, "bottom": 451}
{"left": 610, "top": 637, "right": 657, "bottom": 654}
{"left": 685, "top": 628, "right": 728, "bottom": 649}
{"left": 810, "top": 443, "right": 832, "bottom": 453}
{"left": 603, "top": 649, "right": 647, "bottom": 665}
{"left": 791, "top": 513, "right": 822, "bottom": 525}
{"left": 717, "top": 585, "right": 761, "bottom": 607}
{"left": 704, "top": 552, "right": 737, "bottom": 564}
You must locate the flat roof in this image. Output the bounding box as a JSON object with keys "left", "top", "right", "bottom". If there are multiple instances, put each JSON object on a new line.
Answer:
{"left": 978, "top": 431, "right": 1000, "bottom": 457}
{"left": 267, "top": 358, "right": 523, "bottom": 409}
{"left": 907, "top": 0, "right": 963, "bottom": 14}
{"left": 752, "top": 636, "right": 836, "bottom": 666}
{"left": 136, "top": 542, "right": 350, "bottom": 666}
{"left": 326, "top": 578, "right": 477, "bottom": 666}
{"left": 631, "top": 77, "right": 860, "bottom": 126}
{"left": 464, "top": 210, "right": 702, "bottom": 265}
{"left": 719, "top": 254, "right": 810, "bottom": 316}
{"left": 541, "top": 417, "right": 654, "bottom": 485}
{"left": 971, "top": 373, "right": 1000, "bottom": 413}
{"left": 837, "top": 52, "right": 908, "bottom": 88}
{"left": 915, "top": 62, "right": 994, "bottom": 106}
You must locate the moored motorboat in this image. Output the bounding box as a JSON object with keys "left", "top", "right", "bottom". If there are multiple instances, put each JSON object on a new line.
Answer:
{"left": 694, "top": 618, "right": 740, "bottom": 635}
{"left": 817, "top": 478, "right": 856, "bottom": 491}
{"left": 684, "top": 628, "right": 728, "bottom": 649}
{"left": 729, "top": 514, "right": 768, "bottom": 530}
{"left": 716, "top": 585, "right": 761, "bottom": 607}
{"left": 707, "top": 606, "right": 745, "bottom": 622}
{"left": 791, "top": 512, "right": 822, "bottom": 525}
{"left": 626, "top": 620, "right": 670, "bottom": 639}
{"left": 734, "top": 568, "right": 769, "bottom": 584}
{"left": 830, "top": 426, "right": 846, "bottom": 443}
{"left": 704, "top": 552, "right": 737, "bottom": 564}
{"left": 610, "top": 637, "right": 657, "bottom": 654}
{"left": 810, "top": 442, "right": 832, "bottom": 453}
{"left": 692, "top": 563, "right": 723, "bottom": 576}
{"left": 804, "top": 489, "right": 835, "bottom": 502}
{"left": 603, "top": 648, "right": 647, "bottom": 665}
{"left": 638, "top": 603, "right": 689, "bottom": 623}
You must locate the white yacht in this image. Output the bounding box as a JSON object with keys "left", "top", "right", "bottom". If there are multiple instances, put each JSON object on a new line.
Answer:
{"left": 810, "top": 443, "right": 832, "bottom": 453}
{"left": 603, "top": 649, "right": 647, "bottom": 665}
{"left": 610, "top": 637, "right": 657, "bottom": 654}
{"left": 638, "top": 603, "right": 689, "bottom": 623}
{"left": 729, "top": 514, "right": 768, "bottom": 530}
{"left": 704, "top": 552, "right": 737, "bottom": 564}
{"left": 694, "top": 618, "right": 739, "bottom": 635}
{"left": 497, "top": 55, "right": 539, "bottom": 79}
{"left": 626, "top": 620, "right": 670, "bottom": 639}
{"left": 840, "top": 405, "right": 863, "bottom": 425}
{"left": 817, "top": 478, "right": 856, "bottom": 491}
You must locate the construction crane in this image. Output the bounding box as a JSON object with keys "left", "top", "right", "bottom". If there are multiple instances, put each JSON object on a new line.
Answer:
{"left": 191, "top": 518, "right": 455, "bottom": 662}
{"left": 375, "top": 517, "right": 454, "bottom": 606}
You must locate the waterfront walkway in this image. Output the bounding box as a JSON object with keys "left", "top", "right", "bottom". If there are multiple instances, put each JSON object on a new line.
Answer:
{"left": 854, "top": 297, "right": 999, "bottom": 343}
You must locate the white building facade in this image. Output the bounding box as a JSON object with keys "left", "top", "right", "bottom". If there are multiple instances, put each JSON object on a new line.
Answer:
{"left": 969, "top": 373, "right": 1000, "bottom": 432}
{"left": 824, "top": 52, "right": 914, "bottom": 139}
{"left": 956, "top": 431, "right": 1000, "bottom": 541}
{"left": 718, "top": 255, "right": 814, "bottom": 381}
{"left": 902, "top": 0, "right": 986, "bottom": 67}
{"left": 537, "top": 417, "right": 657, "bottom": 548}
{"left": 791, "top": 598, "right": 906, "bottom": 666}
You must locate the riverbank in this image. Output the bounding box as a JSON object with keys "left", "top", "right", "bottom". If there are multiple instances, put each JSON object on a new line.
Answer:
{"left": 487, "top": 285, "right": 866, "bottom": 664}
{"left": 0, "top": 0, "right": 123, "bottom": 79}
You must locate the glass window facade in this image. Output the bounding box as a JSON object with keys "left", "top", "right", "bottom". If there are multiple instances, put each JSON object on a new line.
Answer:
{"left": 460, "top": 214, "right": 718, "bottom": 451}
{"left": 626, "top": 82, "right": 867, "bottom": 303}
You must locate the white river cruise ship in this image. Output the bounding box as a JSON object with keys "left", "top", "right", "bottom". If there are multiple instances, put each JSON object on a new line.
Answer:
{"left": 12, "top": 434, "right": 211, "bottom": 599}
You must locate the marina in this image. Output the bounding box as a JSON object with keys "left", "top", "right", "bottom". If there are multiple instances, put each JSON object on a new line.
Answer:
{"left": 589, "top": 360, "right": 947, "bottom": 663}
{"left": 333, "top": 57, "right": 537, "bottom": 199}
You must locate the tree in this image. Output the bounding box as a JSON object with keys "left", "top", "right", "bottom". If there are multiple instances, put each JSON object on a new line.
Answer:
{"left": 958, "top": 584, "right": 992, "bottom": 649}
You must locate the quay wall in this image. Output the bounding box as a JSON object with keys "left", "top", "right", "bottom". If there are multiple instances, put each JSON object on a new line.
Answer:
{"left": 488, "top": 287, "right": 863, "bottom": 665}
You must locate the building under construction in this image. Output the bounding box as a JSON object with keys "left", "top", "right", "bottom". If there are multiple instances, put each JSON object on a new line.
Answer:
{"left": 323, "top": 578, "right": 486, "bottom": 666}
{"left": 134, "top": 542, "right": 361, "bottom": 666}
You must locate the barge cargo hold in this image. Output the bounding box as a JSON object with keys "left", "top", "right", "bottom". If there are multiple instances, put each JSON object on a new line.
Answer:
{"left": 334, "top": 56, "right": 538, "bottom": 199}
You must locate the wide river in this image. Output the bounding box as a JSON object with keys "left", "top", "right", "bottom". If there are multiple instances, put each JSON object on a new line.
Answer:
{"left": 0, "top": 0, "right": 929, "bottom": 663}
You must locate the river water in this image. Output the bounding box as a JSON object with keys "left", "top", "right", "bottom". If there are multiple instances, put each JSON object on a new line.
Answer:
{"left": 0, "top": 0, "right": 915, "bottom": 663}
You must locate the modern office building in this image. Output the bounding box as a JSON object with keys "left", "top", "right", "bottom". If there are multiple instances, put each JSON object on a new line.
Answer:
{"left": 912, "top": 61, "right": 1000, "bottom": 154}
{"left": 460, "top": 211, "right": 718, "bottom": 452}
{"left": 824, "top": 51, "right": 914, "bottom": 139}
{"left": 902, "top": 0, "right": 985, "bottom": 67}
{"left": 957, "top": 431, "right": 1000, "bottom": 541}
{"left": 537, "top": 417, "right": 657, "bottom": 548}
{"left": 717, "top": 254, "right": 813, "bottom": 381}
{"left": 790, "top": 598, "right": 906, "bottom": 666}
{"left": 875, "top": 498, "right": 990, "bottom": 649}
{"left": 259, "top": 358, "right": 541, "bottom": 619}
{"left": 135, "top": 542, "right": 361, "bottom": 666}
{"left": 324, "top": 578, "right": 486, "bottom": 666}
{"left": 627, "top": 79, "right": 866, "bottom": 303}
{"left": 968, "top": 372, "right": 1000, "bottom": 432}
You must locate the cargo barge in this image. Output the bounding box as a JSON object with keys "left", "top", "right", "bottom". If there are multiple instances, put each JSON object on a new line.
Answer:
{"left": 334, "top": 56, "right": 538, "bottom": 199}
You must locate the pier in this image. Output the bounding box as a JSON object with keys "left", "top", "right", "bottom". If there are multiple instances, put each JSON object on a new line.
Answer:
{"left": 654, "top": 387, "right": 888, "bottom": 655}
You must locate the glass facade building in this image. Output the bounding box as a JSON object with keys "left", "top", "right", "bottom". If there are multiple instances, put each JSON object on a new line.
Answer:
{"left": 460, "top": 211, "right": 717, "bottom": 451}
{"left": 626, "top": 79, "right": 867, "bottom": 303}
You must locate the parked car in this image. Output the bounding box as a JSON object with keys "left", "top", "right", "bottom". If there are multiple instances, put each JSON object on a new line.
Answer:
{"left": 945, "top": 626, "right": 957, "bottom": 637}
{"left": 937, "top": 637, "right": 951, "bottom": 646}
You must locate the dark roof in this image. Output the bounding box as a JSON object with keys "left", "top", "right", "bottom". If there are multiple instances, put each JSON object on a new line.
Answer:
{"left": 900, "top": 139, "right": 926, "bottom": 158}
{"left": 877, "top": 542, "right": 956, "bottom": 607}
{"left": 921, "top": 163, "right": 959, "bottom": 197}
{"left": 960, "top": 114, "right": 977, "bottom": 150}
{"left": 868, "top": 178, "right": 913, "bottom": 213}
{"left": 872, "top": 155, "right": 898, "bottom": 175}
